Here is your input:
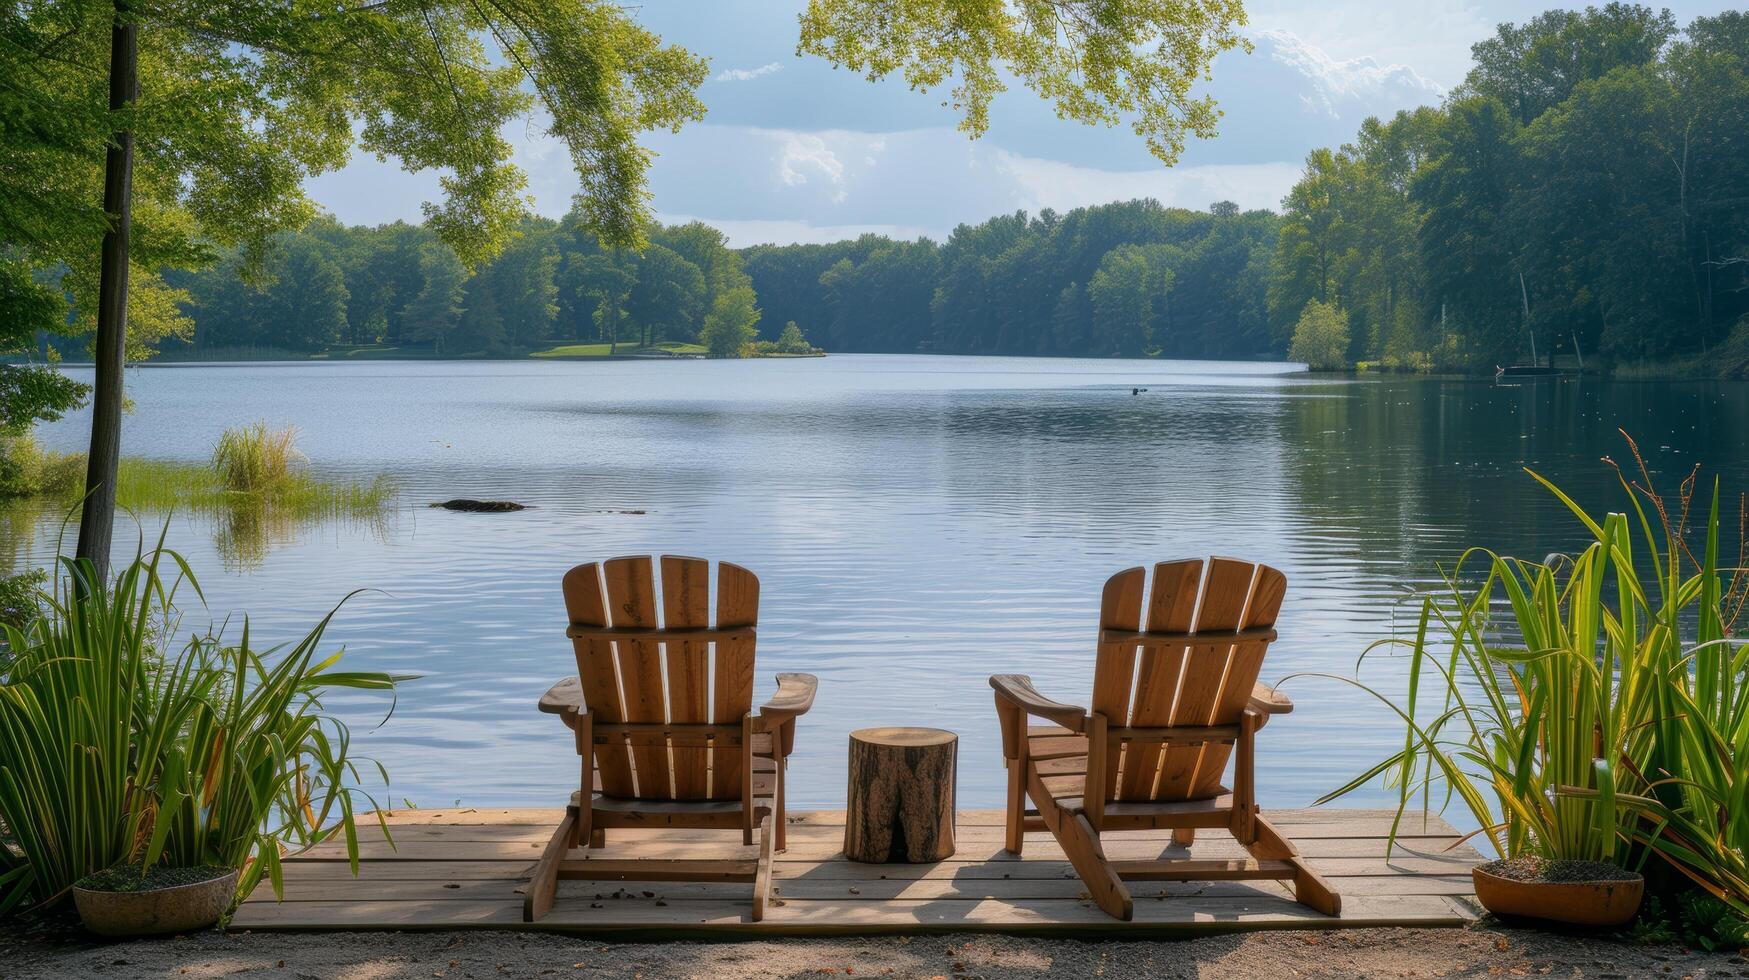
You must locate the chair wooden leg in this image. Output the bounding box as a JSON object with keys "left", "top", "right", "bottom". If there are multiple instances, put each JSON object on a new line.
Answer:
{"left": 1288, "top": 856, "right": 1343, "bottom": 915}
{"left": 742, "top": 715, "right": 756, "bottom": 846}
{"left": 1251, "top": 814, "right": 1341, "bottom": 915}
{"left": 588, "top": 827, "right": 606, "bottom": 849}
{"left": 1231, "top": 710, "right": 1259, "bottom": 844}
{"left": 1059, "top": 813, "right": 1133, "bottom": 921}
{"left": 775, "top": 753, "right": 788, "bottom": 852}
{"left": 565, "top": 804, "right": 583, "bottom": 849}
{"left": 571, "top": 712, "right": 593, "bottom": 850}
{"left": 1171, "top": 827, "right": 1195, "bottom": 846}
{"left": 751, "top": 814, "right": 775, "bottom": 922}
{"left": 523, "top": 810, "right": 576, "bottom": 922}
{"left": 1004, "top": 761, "right": 1026, "bottom": 854}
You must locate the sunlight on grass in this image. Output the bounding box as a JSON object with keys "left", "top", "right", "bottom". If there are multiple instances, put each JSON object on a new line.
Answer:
{"left": 106, "top": 458, "right": 395, "bottom": 515}
{"left": 531, "top": 341, "right": 707, "bottom": 358}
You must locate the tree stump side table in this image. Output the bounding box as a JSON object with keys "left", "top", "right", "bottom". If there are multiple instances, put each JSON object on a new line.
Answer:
{"left": 843, "top": 727, "right": 957, "bottom": 863}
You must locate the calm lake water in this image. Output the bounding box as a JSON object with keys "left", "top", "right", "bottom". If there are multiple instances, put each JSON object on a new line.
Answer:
{"left": 13, "top": 355, "right": 1749, "bottom": 814}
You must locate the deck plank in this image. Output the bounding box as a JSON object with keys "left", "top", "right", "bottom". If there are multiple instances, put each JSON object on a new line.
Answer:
{"left": 245, "top": 873, "right": 1478, "bottom": 904}
{"left": 252, "top": 858, "right": 1473, "bottom": 887}
{"left": 287, "top": 836, "right": 1482, "bottom": 866}
{"left": 370, "top": 807, "right": 1452, "bottom": 830}
{"left": 351, "top": 817, "right": 1463, "bottom": 843}
{"left": 231, "top": 808, "right": 1482, "bottom": 936}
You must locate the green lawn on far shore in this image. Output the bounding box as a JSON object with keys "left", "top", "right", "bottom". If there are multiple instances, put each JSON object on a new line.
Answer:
{"left": 314, "top": 345, "right": 439, "bottom": 359}
{"left": 530, "top": 341, "right": 707, "bottom": 359}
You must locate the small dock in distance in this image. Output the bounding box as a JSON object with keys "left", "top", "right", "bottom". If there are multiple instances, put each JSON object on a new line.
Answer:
{"left": 230, "top": 807, "right": 1483, "bottom": 936}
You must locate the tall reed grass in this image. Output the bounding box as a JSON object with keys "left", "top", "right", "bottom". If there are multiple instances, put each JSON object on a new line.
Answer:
{"left": 0, "top": 541, "right": 409, "bottom": 913}
{"left": 1312, "top": 432, "right": 1749, "bottom": 915}
{"left": 211, "top": 422, "right": 302, "bottom": 492}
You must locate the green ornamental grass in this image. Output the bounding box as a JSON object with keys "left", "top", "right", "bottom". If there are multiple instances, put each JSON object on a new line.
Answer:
{"left": 0, "top": 538, "right": 411, "bottom": 915}
{"left": 1312, "top": 433, "right": 1749, "bottom": 916}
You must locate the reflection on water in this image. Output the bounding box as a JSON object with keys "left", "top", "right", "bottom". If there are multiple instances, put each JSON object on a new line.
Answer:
{"left": 207, "top": 499, "right": 395, "bottom": 572}
{"left": 14, "top": 356, "right": 1748, "bottom": 813}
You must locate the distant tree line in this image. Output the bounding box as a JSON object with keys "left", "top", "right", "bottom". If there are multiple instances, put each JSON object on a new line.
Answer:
{"left": 160, "top": 216, "right": 762, "bottom": 358}
{"left": 743, "top": 201, "right": 1275, "bottom": 358}
{"left": 148, "top": 6, "right": 1748, "bottom": 370}
{"left": 157, "top": 200, "right": 1277, "bottom": 361}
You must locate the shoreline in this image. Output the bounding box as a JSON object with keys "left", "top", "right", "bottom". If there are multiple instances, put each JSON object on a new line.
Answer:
{"left": 18, "top": 350, "right": 1311, "bottom": 371}
{"left": 16, "top": 347, "right": 1740, "bottom": 379}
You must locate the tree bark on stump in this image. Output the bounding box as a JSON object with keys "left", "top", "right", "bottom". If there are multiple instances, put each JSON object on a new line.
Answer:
{"left": 843, "top": 727, "right": 956, "bottom": 863}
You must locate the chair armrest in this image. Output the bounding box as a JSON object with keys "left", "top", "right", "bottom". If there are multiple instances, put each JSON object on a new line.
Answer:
{"left": 755, "top": 673, "right": 818, "bottom": 729}
{"left": 989, "top": 674, "right": 1087, "bottom": 732}
{"left": 1248, "top": 682, "right": 1292, "bottom": 727}
{"left": 539, "top": 676, "right": 587, "bottom": 716}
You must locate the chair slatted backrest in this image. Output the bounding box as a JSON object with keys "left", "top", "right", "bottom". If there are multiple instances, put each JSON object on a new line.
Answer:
{"left": 1090, "top": 557, "right": 1286, "bottom": 804}
{"left": 562, "top": 556, "right": 759, "bottom": 801}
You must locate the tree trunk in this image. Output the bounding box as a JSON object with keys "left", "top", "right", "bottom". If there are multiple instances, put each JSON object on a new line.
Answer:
{"left": 843, "top": 727, "right": 956, "bottom": 863}
{"left": 74, "top": 0, "right": 138, "bottom": 583}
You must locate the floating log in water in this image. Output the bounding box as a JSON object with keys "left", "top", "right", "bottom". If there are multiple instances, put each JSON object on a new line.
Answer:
{"left": 431, "top": 499, "right": 527, "bottom": 512}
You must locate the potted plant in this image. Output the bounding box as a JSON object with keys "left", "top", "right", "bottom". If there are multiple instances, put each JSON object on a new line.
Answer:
{"left": 1402, "top": 521, "right": 1649, "bottom": 926}
{"left": 71, "top": 865, "right": 237, "bottom": 937}
{"left": 1470, "top": 854, "right": 1642, "bottom": 927}
{"left": 1314, "top": 438, "right": 1749, "bottom": 928}
{"left": 0, "top": 544, "right": 408, "bottom": 930}
{"left": 1307, "top": 449, "right": 1728, "bottom": 926}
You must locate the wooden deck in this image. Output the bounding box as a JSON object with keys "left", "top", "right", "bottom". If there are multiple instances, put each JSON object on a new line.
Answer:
{"left": 230, "top": 808, "right": 1483, "bottom": 936}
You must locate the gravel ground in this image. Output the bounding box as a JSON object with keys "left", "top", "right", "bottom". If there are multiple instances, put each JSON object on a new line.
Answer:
{"left": 3, "top": 923, "right": 1748, "bottom": 979}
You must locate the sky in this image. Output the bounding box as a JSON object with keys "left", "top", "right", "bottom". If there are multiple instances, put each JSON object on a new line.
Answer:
{"left": 304, "top": 0, "right": 1729, "bottom": 247}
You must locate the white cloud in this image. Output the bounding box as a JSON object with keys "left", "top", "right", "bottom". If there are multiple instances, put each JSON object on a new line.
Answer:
{"left": 1252, "top": 28, "right": 1445, "bottom": 118}
{"left": 1241, "top": 2, "right": 1492, "bottom": 87}
{"left": 775, "top": 132, "right": 845, "bottom": 193}
{"left": 768, "top": 129, "right": 891, "bottom": 204}
{"left": 713, "top": 62, "right": 783, "bottom": 83}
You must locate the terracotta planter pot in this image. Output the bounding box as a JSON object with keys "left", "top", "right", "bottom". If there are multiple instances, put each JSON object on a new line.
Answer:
{"left": 73, "top": 870, "right": 237, "bottom": 937}
{"left": 1472, "top": 863, "right": 1643, "bottom": 927}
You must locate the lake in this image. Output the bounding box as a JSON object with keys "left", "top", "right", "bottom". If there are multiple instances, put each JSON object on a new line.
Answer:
{"left": 14, "top": 355, "right": 1749, "bottom": 814}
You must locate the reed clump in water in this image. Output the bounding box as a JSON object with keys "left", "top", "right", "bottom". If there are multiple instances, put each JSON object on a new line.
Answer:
{"left": 77, "top": 424, "right": 396, "bottom": 515}
{"left": 38, "top": 424, "right": 395, "bottom": 569}
{"left": 212, "top": 422, "right": 301, "bottom": 492}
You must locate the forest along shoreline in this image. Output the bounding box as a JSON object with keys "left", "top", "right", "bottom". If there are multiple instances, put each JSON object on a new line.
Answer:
{"left": 90, "top": 186, "right": 1748, "bottom": 380}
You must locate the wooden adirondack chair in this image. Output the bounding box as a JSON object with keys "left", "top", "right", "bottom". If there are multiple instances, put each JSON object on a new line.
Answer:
{"left": 989, "top": 557, "right": 1340, "bottom": 921}
{"left": 526, "top": 556, "right": 817, "bottom": 922}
